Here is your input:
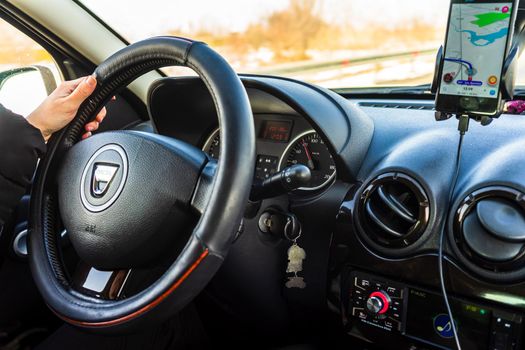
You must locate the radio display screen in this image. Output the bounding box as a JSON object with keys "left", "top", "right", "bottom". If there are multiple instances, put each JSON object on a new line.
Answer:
{"left": 405, "top": 288, "right": 491, "bottom": 349}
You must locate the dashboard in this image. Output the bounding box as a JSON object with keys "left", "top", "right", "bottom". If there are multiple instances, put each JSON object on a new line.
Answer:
{"left": 336, "top": 102, "right": 525, "bottom": 350}
{"left": 147, "top": 75, "right": 525, "bottom": 350}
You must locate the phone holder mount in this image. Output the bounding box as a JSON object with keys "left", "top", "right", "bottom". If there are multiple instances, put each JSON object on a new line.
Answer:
{"left": 430, "top": 44, "right": 520, "bottom": 125}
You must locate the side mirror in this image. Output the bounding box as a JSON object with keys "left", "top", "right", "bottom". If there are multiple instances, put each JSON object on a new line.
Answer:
{"left": 0, "top": 65, "right": 58, "bottom": 116}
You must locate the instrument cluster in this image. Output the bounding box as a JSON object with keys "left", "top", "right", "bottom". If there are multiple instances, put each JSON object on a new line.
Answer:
{"left": 202, "top": 116, "right": 336, "bottom": 192}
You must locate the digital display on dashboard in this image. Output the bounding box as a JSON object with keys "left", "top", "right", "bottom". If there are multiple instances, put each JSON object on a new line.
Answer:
{"left": 405, "top": 289, "right": 491, "bottom": 349}
{"left": 439, "top": 1, "right": 513, "bottom": 99}
{"left": 260, "top": 120, "right": 293, "bottom": 142}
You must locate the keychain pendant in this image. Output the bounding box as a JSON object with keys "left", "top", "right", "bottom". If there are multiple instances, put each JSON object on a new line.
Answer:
{"left": 286, "top": 242, "right": 307, "bottom": 289}
{"left": 286, "top": 276, "right": 306, "bottom": 289}
{"left": 286, "top": 243, "right": 306, "bottom": 273}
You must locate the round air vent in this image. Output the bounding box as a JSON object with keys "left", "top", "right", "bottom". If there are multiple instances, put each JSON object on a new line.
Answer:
{"left": 355, "top": 172, "right": 430, "bottom": 250}
{"left": 452, "top": 186, "right": 525, "bottom": 276}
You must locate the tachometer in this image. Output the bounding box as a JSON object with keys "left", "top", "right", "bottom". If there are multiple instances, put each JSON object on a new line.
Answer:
{"left": 279, "top": 131, "right": 336, "bottom": 191}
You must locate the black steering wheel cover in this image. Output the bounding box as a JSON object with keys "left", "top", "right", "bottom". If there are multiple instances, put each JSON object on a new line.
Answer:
{"left": 28, "top": 37, "right": 255, "bottom": 330}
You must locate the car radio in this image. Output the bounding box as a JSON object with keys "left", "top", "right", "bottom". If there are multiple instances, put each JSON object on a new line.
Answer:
{"left": 345, "top": 271, "right": 523, "bottom": 350}
{"left": 348, "top": 271, "right": 408, "bottom": 332}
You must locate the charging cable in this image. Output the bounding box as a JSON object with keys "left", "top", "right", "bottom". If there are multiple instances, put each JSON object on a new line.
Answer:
{"left": 438, "top": 114, "right": 469, "bottom": 350}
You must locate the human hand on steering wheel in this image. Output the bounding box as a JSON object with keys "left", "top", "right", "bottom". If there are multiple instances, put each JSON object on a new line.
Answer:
{"left": 27, "top": 75, "right": 107, "bottom": 141}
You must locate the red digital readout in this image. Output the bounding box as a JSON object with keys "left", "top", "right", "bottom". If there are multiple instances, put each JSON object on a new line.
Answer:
{"left": 261, "top": 121, "right": 292, "bottom": 142}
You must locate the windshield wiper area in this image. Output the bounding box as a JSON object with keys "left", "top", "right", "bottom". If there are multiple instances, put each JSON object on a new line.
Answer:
{"left": 335, "top": 83, "right": 433, "bottom": 96}
{"left": 511, "top": 88, "right": 525, "bottom": 96}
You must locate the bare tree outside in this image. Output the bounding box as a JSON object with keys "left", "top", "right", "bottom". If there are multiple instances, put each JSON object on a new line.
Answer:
{"left": 260, "top": 0, "right": 326, "bottom": 61}
{"left": 168, "top": 0, "right": 442, "bottom": 64}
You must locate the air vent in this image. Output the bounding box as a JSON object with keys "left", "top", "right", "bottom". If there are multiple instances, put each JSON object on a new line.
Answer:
{"left": 358, "top": 101, "right": 435, "bottom": 111}
{"left": 453, "top": 186, "right": 525, "bottom": 273}
{"left": 356, "top": 172, "right": 430, "bottom": 249}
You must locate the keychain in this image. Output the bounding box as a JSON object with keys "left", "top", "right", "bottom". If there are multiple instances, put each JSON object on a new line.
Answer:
{"left": 284, "top": 218, "right": 306, "bottom": 289}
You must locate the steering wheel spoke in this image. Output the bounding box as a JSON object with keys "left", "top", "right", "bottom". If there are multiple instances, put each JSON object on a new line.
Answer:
{"left": 191, "top": 159, "right": 217, "bottom": 215}
{"left": 72, "top": 263, "right": 131, "bottom": 300}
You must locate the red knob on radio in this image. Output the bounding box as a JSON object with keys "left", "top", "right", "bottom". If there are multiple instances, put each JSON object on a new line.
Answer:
{"left": 366, "top": 291, "right": 391, "bottom": 315}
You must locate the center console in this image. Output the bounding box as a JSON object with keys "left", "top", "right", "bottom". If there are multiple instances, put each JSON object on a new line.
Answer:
{"left": 343, "top": 271, "right": 523, "bottom": 350}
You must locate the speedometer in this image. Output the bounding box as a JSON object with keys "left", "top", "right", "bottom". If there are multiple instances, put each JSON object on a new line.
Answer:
{"left": 279, "top": 131, "right": 336, "bottom": 191}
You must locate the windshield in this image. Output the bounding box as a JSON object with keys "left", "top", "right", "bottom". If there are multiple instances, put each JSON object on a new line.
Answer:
{"left": 80, "top": 0, "right": 525, "bottom": 90}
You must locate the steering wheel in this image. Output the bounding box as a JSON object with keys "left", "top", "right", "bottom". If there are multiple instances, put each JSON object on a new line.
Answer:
{"left": 28, "top": 37, "right": 255, "bottom": 331}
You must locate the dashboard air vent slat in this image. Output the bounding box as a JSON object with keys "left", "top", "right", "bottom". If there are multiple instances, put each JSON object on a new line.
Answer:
{"left": 365, "top": 200, "right": 404, "bottom": 238}
{"left": 358, "top": 101, "right": 435, "bottom": 111}
{"left": 356, "top": 172, "right": 430, "bottom": 249}
{"left": 453, "top": 186, "right": 525, "bottom": 273}
{"left": 476, "top": 199, "right": 525, "bottom": 242}
{"left": 462, "top": 212, "right": 523, "bottom": 262}
{"left": 377, "top": 186, "right": 417, "bottom": 224}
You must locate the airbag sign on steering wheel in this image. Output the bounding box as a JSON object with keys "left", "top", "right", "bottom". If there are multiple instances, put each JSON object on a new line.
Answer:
{"left": 80, "top": 144, "right": 128, "bottom": 212}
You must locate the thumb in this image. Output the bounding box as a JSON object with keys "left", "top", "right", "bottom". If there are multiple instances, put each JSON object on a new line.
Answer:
{"left": 68, "top": 75, "right": 97, "bottom": 104}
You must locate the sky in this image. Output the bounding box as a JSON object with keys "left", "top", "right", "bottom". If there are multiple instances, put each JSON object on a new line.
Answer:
{"left": 80, "top": 0, "right": 450, "bottom": 41}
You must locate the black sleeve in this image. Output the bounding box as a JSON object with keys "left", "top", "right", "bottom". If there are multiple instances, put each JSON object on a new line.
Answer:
{"left": 0, "top": 104, "right": 46, "bottom": 227}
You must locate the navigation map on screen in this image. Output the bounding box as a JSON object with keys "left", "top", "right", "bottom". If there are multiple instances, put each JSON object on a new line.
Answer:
{"left": 440, "top": 2, "right": 512, "bottom": 98}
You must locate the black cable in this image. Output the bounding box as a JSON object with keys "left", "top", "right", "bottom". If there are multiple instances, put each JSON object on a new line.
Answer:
{"left": 438, "top": 114, "right": 469, "bottom": 350}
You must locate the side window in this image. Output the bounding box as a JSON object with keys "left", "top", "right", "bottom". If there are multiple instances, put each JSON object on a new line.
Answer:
{"left": 0, "top": 19, "right": 61, "bottom": 117}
